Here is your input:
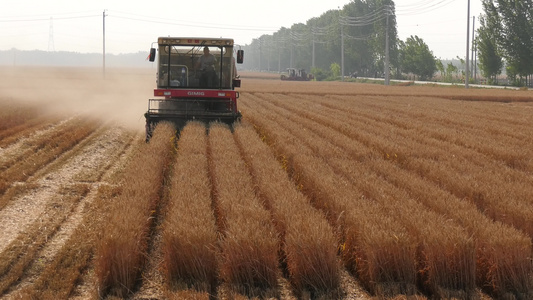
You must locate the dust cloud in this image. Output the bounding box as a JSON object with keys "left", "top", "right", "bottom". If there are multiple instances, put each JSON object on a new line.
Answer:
{"left": 0, "top": 66, "right": 157, "bottom": 132}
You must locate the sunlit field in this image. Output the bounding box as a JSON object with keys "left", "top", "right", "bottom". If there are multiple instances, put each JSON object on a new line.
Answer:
{"left": 0, "top": 67, "right": 532, "bottom": 299}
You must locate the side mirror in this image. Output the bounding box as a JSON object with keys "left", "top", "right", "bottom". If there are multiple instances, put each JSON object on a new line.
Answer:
{"left": 149, "top": 48, "right": 156, "bottom": 62}
{"left": 236, "top": 50, "right": 244, "bottom": 64}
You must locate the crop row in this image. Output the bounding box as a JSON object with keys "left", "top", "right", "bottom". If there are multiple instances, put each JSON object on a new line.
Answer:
{"left": 162, "top": 122, "right": 219, "bottom": 295}
{"left": 96, "top": 123, "right": 175, "bottom": 297}
{"left": 208, "top": 123, "right": 279, "bottom": 297}
{"left": 280, "top": 93, "right": 533, "bottom": 237}
{"left": 98, "top": 121, "right": 347, "bottom": 298}
{"left": 239, "top": 92, "right": 533, "bottom": 298}
{"left": 241, "top": 94, "right": 471, "bottom": 297}
{"left": 233, "top": 123, "right": 339, "bottom": 297}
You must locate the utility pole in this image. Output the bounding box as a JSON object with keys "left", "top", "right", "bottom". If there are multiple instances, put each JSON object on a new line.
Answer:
{"left": 103, "top": 10, "right": 107, "bottom": 78}
{"left": 48, "top": 17, "right": 55, "bottom": 52}
{"left": 278, "top": 38, "right": 281, "bottom": 73}
{"left": 290, "top": 32, "right": 294, "bottom": 68}
{"left": 465, "top": 0, "right": 470, "bottom": 89}
{"left": 384, "top": 5, "right": 390, "bottom": 86}
{"left": 340, "top": 18, "right": 345, "bottom": 80}
{"left": 471, "top": 16, "right": 476, "bottom": 83}
{"left": 259, "top": 37, "right": 262, "bottom": 72}
{"left": 312, "top": 27, "right": 316, "bottom": 69}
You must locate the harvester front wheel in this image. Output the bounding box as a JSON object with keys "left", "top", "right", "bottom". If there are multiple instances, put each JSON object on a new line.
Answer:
{"left": 145, "top": 114, "right": 155, "bottom": 142}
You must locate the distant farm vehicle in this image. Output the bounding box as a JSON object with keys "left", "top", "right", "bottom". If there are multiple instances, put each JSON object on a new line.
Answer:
{"left": 145, "top": 37, "right": 244, "bottom": 141}
{"left": 281, "top": 68, "right": 314, "bottom": 81}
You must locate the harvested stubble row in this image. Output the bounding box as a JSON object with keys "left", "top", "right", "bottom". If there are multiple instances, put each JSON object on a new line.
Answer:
{"left": 244, "top": 92, "right": 533, "bottom": 297}
{"left": 0, "top": 184, "right": 89, "bottom": 296}
{"left": 162, "top": 121, "right": 218, "bottom": 295}
{"left": 96, "top": 122, "right": 175, "bottom": 298}
{"left": 15, "top": 131, "right": 137, "bottom": 299}
{"left": 0, "top": 116, "right": 62, "bottom": 148}
{"left": 289, "top": 93, "right": 533, "bottom": 238}
{"left": 242, "top": 94, "right": 477, "bottom": 298}
{"left": 0, "top": 100, "right": 41, "bottom": 132}
{"left": 0, "top": 117, "right": 98, "bottom": 206}
{"left": 207, "top": 123, "right": 278, "bottom": 297}
{"left": 233, "top": 122, "right": 340, "bottom": 297}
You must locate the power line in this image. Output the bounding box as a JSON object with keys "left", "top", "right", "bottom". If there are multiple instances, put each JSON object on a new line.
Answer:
{"left": 0, "top": 14, "right": 100, "bottom": 22}
{"left": 396, "top": 0, "right": 458, "bottom": 16}
{"left": 110, "top": 10, "right": 279, "bottom": 32}
{"left": 340, "top": 10, "right": 386, "bottom": 26}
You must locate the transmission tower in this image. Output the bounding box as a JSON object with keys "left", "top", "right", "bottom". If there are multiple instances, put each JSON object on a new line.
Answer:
{"left": 48, "top": 17, "right": 55, "bottom": 52}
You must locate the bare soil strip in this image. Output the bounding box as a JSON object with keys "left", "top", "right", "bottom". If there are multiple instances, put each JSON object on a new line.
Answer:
{"left": 0, "top": 125, "right": 135, "bottom": 298}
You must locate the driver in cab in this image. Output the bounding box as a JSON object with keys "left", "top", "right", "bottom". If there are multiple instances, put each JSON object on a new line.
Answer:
{"left": 196, "top": 46, "right": 217, "bottom": 87}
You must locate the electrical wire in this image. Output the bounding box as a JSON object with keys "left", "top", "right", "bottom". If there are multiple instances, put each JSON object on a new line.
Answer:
{"left": 396, "top": 0, "right": 458, "bottom": 16}
{"left": 0, "top": 14, "right": 99, "bottom": 23}
{"left": 109, "top": 10, "right": 279, "bottom": 32}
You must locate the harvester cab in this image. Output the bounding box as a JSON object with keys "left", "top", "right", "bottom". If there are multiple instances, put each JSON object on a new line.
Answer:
{"left": 144, "top": 37, "right": 244, "bottom": 141}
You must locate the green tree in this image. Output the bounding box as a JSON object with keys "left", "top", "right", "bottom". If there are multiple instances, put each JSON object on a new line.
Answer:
{"left": 476, "top": 13, "right": 503, "bottom": 84}
{"left": 330, "top": 63, "right": 341, "bottom": 78}
{"left": 436, "top": 60, "right": 444, "bottom": 79}
{"left": 483, "top": 0, "right": 533, "bottom": 85}
{"left": 243, "top": 0, "right": 400, "bottom": 79}
{"left": 399, "top": 35, "right": 437, "bottom": 81}
{"left": 446, "top": 63, "right": 458, "bottom": 82}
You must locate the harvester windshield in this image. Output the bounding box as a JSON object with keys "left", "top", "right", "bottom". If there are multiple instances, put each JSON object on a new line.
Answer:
{"left": 155, "top": 38, "right": 237, "bottom": 90}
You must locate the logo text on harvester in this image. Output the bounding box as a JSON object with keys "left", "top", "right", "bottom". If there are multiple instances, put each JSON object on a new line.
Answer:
{"left": 188, "top": 91, "right": 205, "bottom": 96}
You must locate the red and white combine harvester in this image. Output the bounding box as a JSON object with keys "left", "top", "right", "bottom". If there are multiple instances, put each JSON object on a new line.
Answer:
{"left": 145, "top": 37, "right": 244, "bottom": 141}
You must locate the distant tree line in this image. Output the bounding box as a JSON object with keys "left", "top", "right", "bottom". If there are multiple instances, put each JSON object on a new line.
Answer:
{"left": 242, "top": 0, "right": 531, "bottom": 87}
{"left": 241, "top": 0, "right": 444, "bottom": 82}
{"left": 242, "top": 0, "right": 399, "bottom": 79}
{"left": 477, "top": 0, "right": 533, "bottom": 86}
{"left": 241, "top": 0, "right": 457, "bottom": 83}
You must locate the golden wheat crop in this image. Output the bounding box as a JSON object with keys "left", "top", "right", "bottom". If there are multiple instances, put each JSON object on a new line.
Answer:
{"left": 95, "top": 122, "right": 175, "bottom": 298}
{"left": 208, "top": 123, "right": 279, "bottom": 297}
{"left": 162, "top": 121, "right": 218, "bottom": 294}
{"left": 3, "top": 70, "right": 533, "bottom": 299}
{"left": 234, "top": 123, "right": 340, "bottom": 297}
{"left": 238, "top": 80, "right": 533, "bottom": 298}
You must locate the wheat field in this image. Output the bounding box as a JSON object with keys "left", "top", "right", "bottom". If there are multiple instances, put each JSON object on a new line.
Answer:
{"left": 0, "top": 67, "right": 532, "bottom": 299}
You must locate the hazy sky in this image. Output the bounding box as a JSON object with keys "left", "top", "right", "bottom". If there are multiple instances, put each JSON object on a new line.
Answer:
{"left": 1, "top": 0, "right": 482, "bottom": 59}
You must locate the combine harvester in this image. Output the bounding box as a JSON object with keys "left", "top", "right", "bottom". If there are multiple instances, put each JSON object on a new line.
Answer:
{"left": 145, "top": 37, "right": 244, "bottom": 141}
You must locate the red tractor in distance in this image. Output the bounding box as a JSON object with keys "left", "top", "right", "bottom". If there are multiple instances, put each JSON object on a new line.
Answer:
{"left": 280, "top": 68, "right": 314, "bottom": 81}
{"left": 145, "top": 37, "right": 244, "bottom": 141}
